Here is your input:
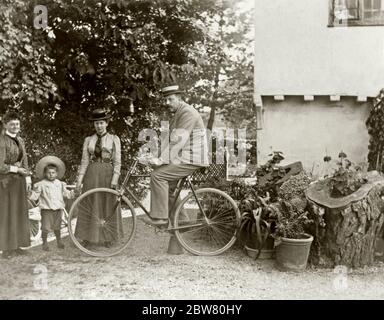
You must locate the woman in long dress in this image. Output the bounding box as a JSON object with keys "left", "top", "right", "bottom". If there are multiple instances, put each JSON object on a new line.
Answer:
{"left": 74, "top": 109, "right": 123, "bottom": 247}
{"left": 0, "top": 111, "right": 31, "bottom": 258}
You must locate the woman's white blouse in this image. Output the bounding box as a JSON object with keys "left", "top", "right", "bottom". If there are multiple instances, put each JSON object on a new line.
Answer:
{"left": 78, "top": 133, "right": 121, "bottom": 185}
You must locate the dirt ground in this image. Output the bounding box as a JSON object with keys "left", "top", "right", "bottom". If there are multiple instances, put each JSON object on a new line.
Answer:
{"left": 1, "top": 220, "right": 384, "bottom": 300}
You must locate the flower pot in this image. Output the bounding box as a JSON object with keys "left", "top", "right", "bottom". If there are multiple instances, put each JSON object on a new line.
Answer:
{"left": 275, "top": 233, "right": 313, "bottom": 271}
{"left": 245, "top": 245, "right": 274, "bottom": 259}
{"left": 244, "top": 235, "right": 275, "bottom": 260}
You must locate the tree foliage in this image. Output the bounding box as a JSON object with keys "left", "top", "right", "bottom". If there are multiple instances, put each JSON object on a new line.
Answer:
{"left": 0, "top": 0, "right": 254, "bottom": 187}
{"left": 177, "top": 0, "right": 254, "bottom": 134}
{"left": 0, "top": 0, "right": 57, "bottom": 105}
{"left": 366, "top": 89, "right": 384, "bottom": 171}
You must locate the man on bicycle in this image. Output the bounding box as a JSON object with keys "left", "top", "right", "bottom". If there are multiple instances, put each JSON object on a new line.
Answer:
{"left": 141, "top": 84, "right": 209, "bottom": 227}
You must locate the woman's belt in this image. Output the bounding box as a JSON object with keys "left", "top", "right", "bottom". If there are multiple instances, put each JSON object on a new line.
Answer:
{"left": 90, "top": 157, "right": 112, "bottom": 164}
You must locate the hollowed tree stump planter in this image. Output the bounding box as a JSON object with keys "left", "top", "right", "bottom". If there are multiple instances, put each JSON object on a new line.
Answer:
{"left": 306, "top": 172, "right": 384, "bottom": 268}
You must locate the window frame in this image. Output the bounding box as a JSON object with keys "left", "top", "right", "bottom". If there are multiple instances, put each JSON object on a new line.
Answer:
{"left": 329, "top": 0, "right": 384, "bottom": 27}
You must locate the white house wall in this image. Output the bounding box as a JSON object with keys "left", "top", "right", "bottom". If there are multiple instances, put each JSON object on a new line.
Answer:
{"left": 254, "top": 0, "right": 381, "bottom": 171}
{"left": 257, "top": 96, "right": 371, "bottom": 173}
{"left": 254, "top": 0, "right": 384, "bottom": 97}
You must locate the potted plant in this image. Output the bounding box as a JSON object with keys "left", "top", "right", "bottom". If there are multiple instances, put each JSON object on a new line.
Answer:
{"left": 273, "top": 201, "right": 314, "bottom": 271}
{"left": 238, "top": 194, "right": 278, "bottom": 259}
{"left": 329, "top": 151, "right": 368, "bottom": 198}
{"left": 237, "top": 151, "right": 304, "bottom": 260}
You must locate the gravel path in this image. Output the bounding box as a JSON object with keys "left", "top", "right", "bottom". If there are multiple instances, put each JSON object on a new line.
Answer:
{"left": 1, "top": 220, "right": 384, "bottom": 300}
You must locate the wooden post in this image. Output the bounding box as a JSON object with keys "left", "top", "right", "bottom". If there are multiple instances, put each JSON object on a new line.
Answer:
{"left": 167, "top": 234, "right": 184, "bottom": 255}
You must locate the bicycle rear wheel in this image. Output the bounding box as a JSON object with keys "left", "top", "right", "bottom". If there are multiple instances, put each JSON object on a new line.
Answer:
{"left": 61, "top": 208, "right": 69, "bottom": 229}
{"left": 28, "top": 199, "right": 41, "bottom": 241}
{"left": 68, "top": 188, "right": 136, "bottom": 257}
{"left": 29, "top": 219, "right": 41, "bottom": 241}
{"left": 173, "top": 188, "right": 240, "bottom": 256}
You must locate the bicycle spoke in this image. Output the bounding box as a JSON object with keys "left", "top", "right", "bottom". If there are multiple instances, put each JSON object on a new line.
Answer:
{"left": 77, "top": 200, "right": 100, "bottom": 221}
{"left": 210, "top": 215, "right": 236, "bottom": 225}
{"left": 206, "top": 198, "right": 215, "bottom": 219}
{"left": 209, "top": 207, "right": 234, "bottom": 221}
{"left": 206, "top": 226, "right": 224, "bottom": 247}
{"left": 175, "top": 189, "right": 239, "bottom": 256}
{"left": 178, "top": 224, "right": 208, "bottom": 234}
{"left": 103, "top": 222, "right": 117, "bottom": 233}
{"left": 210, "top": 224, "right": 234, "bottom": 240}
{"left": 105, "top": 203, "right": 122, "bottom": 223}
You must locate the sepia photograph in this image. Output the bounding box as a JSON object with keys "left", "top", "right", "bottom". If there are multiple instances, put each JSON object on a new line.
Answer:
{"left": 0, "top": 0, "right": 384, "bottom": 305}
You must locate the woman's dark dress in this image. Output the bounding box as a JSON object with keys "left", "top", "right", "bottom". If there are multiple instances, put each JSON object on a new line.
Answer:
{"left": 0, "top": 134, "right": 30, "bottom": 251}
{"left": 74, "top": 133, "right": 123, "bottom": 243}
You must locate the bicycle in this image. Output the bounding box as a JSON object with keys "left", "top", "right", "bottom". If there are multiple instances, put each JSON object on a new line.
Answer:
{"left": 67, "top": 159, "right": 241, "bottom": 257}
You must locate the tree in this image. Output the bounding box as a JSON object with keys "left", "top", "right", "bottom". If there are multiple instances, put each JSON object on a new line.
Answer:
{"left": 175, "top": 0, "right": 254, "bottom": 134}
{"left": 0, "top": 0, "right": 57, "bottom": 107}
{"left": 1, "top": 0, "right": 254, "bottom": 184}
{"left": 0, "top": 0, "right": 215, "bottom": 185}
{"left": 366, "top": 89, "right": 384, "bottom": 171}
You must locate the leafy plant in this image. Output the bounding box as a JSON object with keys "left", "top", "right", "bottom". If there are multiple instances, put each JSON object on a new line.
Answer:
{"left": 366, "top": 88, "right": 384, "bottom": 171}
{"left": 237, "top": 193, "right": 278, "bottom": 251}
{"left": 239, "top": 195, "right": 314, "bottom": 246}
{"left": 254, "top": 151, "right": 287, "bottom": 200}
{"left": 329, "top": 151, "right": 367, "bottom": 197}
{"left": 238, "top": 210, "right": 270, "bottom": 251}
{"left": 204, "top": 151, "right": 313, "bottom": 246}
{"left": 279, "top": 171, "right": 312, "bottom": 202}
{"left": 272, "top": 201, "right": 313, "bottom": 240}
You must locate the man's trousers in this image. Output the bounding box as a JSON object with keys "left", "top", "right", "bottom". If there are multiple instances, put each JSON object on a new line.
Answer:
{"left": 150, "top": 163, "right": 202, "bottom": 220}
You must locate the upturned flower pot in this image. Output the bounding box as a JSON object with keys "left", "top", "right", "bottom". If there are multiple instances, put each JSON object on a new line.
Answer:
{"left": 275, "top": 233, "right": 313, "bottom": 271}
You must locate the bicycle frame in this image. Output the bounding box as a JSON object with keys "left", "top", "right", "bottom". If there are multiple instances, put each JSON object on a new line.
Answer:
{"left": 117, "top": 159, "right": 208, "bottom": 231}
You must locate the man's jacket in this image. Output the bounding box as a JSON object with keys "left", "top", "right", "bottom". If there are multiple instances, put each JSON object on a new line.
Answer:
{"left": 161, "top": 102, "right": 209, "bottom": 167}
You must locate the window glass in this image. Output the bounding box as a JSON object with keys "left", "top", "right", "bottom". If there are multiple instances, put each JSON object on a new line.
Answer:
{"left": 330, "top": 0, "right": 384, "bottom": 26}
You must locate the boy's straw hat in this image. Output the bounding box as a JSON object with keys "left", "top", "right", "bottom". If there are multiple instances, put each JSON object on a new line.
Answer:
{"left": 36, "top": 156, "right": 66, "bottom": 180}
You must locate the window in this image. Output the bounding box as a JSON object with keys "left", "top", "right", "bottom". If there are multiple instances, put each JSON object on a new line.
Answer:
{"left": 329, "top": 0, "right": 384, "bottom": 26}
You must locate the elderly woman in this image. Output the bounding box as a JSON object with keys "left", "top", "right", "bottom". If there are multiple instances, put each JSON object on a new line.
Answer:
{"left": 0, "top": 111, "right": 31, "bottom": 259}
{"left": 75, "top": 109, "right": 122, "bottom": 247}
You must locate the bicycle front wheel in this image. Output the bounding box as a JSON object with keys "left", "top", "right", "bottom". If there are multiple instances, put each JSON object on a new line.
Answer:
{"left": 173, "top": 188, "right": 240, "bottom": 256}
{"left": 68, "top": 188, "right": 137, "bottom": 257}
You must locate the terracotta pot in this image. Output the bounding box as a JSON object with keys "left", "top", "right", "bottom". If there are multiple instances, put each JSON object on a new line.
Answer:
{"left": 244, "top": 235, "right": 275, "bottom": 259}
{"left": 275, "top": 233, "right": 313, "bottom": 271}
{"left": 245, "top": 245, "right": 274, "bottom": 259}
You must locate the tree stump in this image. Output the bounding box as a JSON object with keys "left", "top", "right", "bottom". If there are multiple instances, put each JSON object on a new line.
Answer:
{"left": 306, "top": 173, "right": 384, "bottom": 268}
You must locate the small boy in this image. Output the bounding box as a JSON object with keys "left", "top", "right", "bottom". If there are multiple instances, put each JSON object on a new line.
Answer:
{"left": 29, "top": 157, "right": 74, "bottom": 251}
